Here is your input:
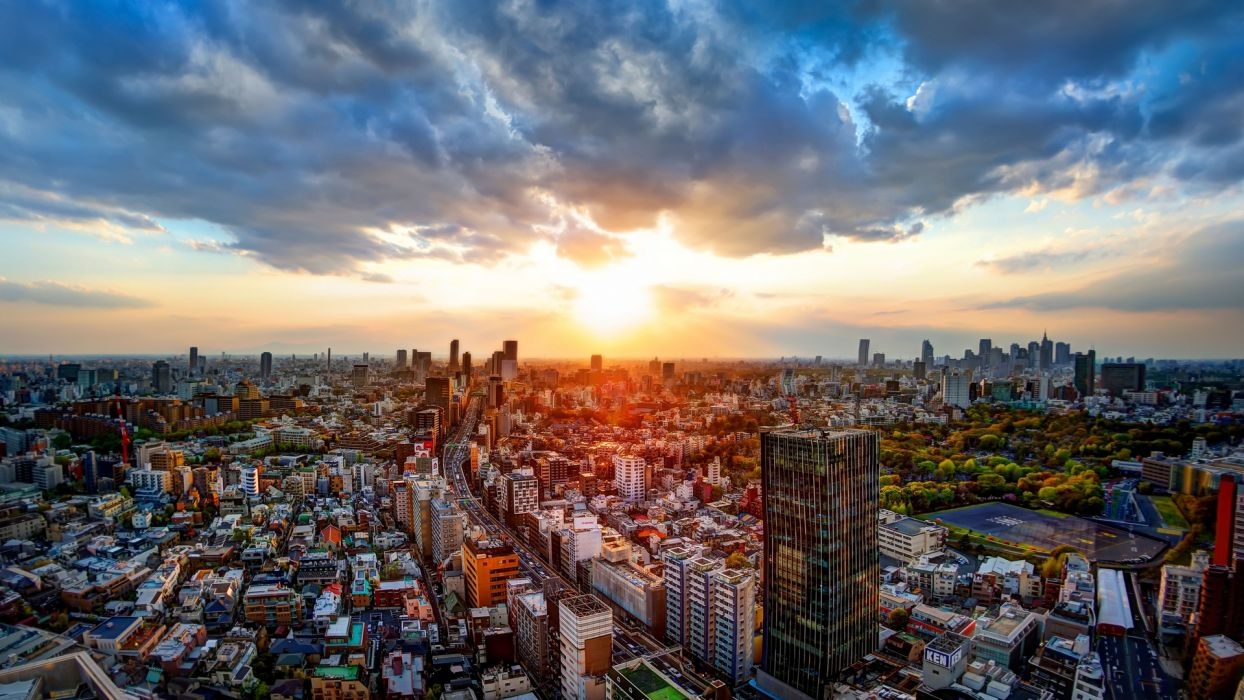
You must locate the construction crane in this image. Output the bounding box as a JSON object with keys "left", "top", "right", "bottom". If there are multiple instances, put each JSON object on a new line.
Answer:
{"left": 781, "top": 367, "right": 799, "bottom": 424}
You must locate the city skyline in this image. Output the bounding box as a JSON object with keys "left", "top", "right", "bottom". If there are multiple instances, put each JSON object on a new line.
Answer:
{"left": 2, "top": 3, "right": 1243, "bottom": 357}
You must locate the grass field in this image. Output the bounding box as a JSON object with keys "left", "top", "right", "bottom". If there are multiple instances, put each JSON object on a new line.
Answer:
{"left": 925, "top": 502, "right": 1166, "bottom": 563}
{"left": 1150, "top": 496, "right": 1189, "bottom": 529}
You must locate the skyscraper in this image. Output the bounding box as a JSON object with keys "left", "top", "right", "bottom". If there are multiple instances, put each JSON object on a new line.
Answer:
{"left": 1054, "top": 342, "right": 1071, "bottom": 366}
{"left": 151, "top": 360, "right": 171, "bottom": 394}
{"left": 590, "top": 354, "right": 603, "bottom": 372}
{"left": 857, "top": 339, "right": 870, "bottom": 367}
{"left": 921, "top": 339, "right": 934, "bottom": 367}
{"left": 461, "top": 351, "right": 472, "bottom": 385}
{"left": 503, "top": 339, "right": 518, "bottom": 365}
{"left": 260, "top": 351, "right": 272, "bottom": 381}
{"left": 1039, "top": 332, "right": 1054, "bottom": 371}
{"left": 1027, "top": 341, "right": 1040, "bottom": 369}
{"left": 189, "top": 346, "right": 198, "bottom": 374}
{"left": 396, "top": 348, "right": 408, "bottom": 370}
{"left": 449, "top": 339, "right": 460, "bottom": 373}
{"left": 1100, "top": 362, "right": 1145, "bottom": 397}
{"left": 759, "top": 429, "right": 880, "bottom": 700}
{"left": 978, "top": 339, "right": 992, "bottom": 368}
{"left": 352, "top": 364, "right": 368, "bottom": 388}
{"left": 1073, "top": 351, "right": 1096, "bottom": 398}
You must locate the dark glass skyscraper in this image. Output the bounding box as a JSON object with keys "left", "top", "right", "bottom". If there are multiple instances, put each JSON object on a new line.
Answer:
{"left": 759, "top": 428, "right": 880, "bottom": 700}
{"left": 260, "top": 351, "right": 272, "bottom": 381}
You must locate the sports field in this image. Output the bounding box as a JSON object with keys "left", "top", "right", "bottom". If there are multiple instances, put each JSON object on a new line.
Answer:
{"left": 927, "top": 502, "right": 1165, "bottom": 563}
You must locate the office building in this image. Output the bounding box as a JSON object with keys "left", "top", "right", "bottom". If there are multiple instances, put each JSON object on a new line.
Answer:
{"left": 188, "top": 347, "right": 198, "bottom": 374}
{"left": 942, "top": 368, "right": 973, "bottom": 409}
{"left": 661, "top": 362, "right": 675, "bottom": 381}
{"left": 396, "top": 349, "right": 407, "bottom": 370}
{"left": 425, "top": 377, "right": 451, "bottom": 413}
{"left": 449, "top": 339, "right": 460, "bottom": 373}
{"left": 858, "top": 339, "right": 870, "bottom": 367}
{"left": 913, "top": 361, "right": 927, "bottom": 380}
{"left": 1027, "top": 341, "right": 1040, "bottom": 369}
{"left": 1055, "top": 341, "right": 1071, "bottom": 366}
{"left": 463, "top": 537, "right": 520, "bottom": 608}
{"left": 503, "top": 340, "right": 518, "bottom": 365}
{"left": 872, "top": 352, "right": 886, "bottom": 368}
{"left": 259, "top": 351, "right": 272, "bottom": 381}
{"left": 613, "top": 455, "right": 646, "bottom": 503}
{"left": 922, "top": 633, "right": 971, "bottom": 691}
{"left": 878, "top": 510, "right": 946, "bottom": 564}
{"left": 921, "top": 339, "right": 934, "bottom": 367}
{"left": 1040, "top": 332, "right": 1054, "bottom": 370}
{"left": 979, "top": 339, "right": 992, "bottom": 368}
{"left": 973, "top": 604, "right": 1041, "bottom": 671}
{"left": 499, "top": 469, "right": 539, "bottom": 527}
{"left": 590, "top": 354, "right": 603, "bottom": 372}
{"left": 1073, "top": 351, "right": 1096, "bottom": 398}
{"left": 461, "top": 351, "right": 472, "bottom": 385}
{"left": 759, "top": 429, "right": 880, "bottom": 700}
{"left": 151, "top": 361, "right": 171, "bottom": 395}
{"left": 559, "top": 595, "right": 612, "bottom": 700}
{"left": 1100, "top": 362, "right": 1146, "bottom": 397}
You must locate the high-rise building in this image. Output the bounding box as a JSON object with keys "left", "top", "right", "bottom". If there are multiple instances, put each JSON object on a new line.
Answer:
{"left": 151, "top": 361, "right": 171, "bottom": 395}
{"left": 499, "top": 469, "right": 539, "bottom": 527}
{"left": 1188, "top": 635, "right": 1244, "bottom": 700}
{"left": 503, "top": 340, "right": 518, "bottom": 365}
{"left": 431, "top": 498, "right": 464, "bottom": 564}
{"left": 449, "top": 339, "right": 460, "bottom": 373}
{"left": 913, "top": 361, "right": 927, "bottom": 381}
{"left": 857, "top": 339, "right": 870, "bottom": 367}
{"left": 942, "top": 368, "right": 973, "bottom": 409}
{"left": 414, "top": 351, "right": 431, "bottom": 382}
{"left": 613, "top": 455, "right": 646, "bottom": 503}
{"left": 978, "top": 339, "right": 993, "bottom": 368}
{"left": 1055, "top": 342, "right": 1071, "bottom": 366}
{"left": 241, "top": 464, "right": 262, "bottom": 497}
{"left": 590, "top": 354, "right": 603, "bottom": 372}
{"left": 1073, "top": 351, "right": 1096, "bottom": 398}
{"left": 1027, "top": 341, "right": 1040, "bottom": 369}
{"left": 189, "top": 346, "right": 198, "bottom": 374}
{"left": 709, "top": 567, "right": 757, "bottom": 684}
{"left": 559, "top": 595, "right": 612, "bottom": 700}
{"left": 461, "top": 351, "right": 472, "bottom": 385}
{"left": 1040, "top": 332, "right": 1054, "bottom": 371}
{"left": 463, "top": 537, "right": 520, "bottom": 608}
{"left": 396, "top": 349, "right": 408, "bottom": 370}
{"left": 260, "top": 351, "right": 273, "bottom": 381}
{"left": 1100, "top": 362, "right": 1145, "bottom": 397}
{"left": 759, "top": 428, "right": 880, "bottom": 700}
{"left": 661, "top": 362, "right": 675, "bottom": 381}
{"left": 921, "top": 340, "right": 934, "bottom": 367}
{"left": 663, "top": 546, "right": 696, "bottom": 648}
{"left": 352, "top": 364, "right": 368, "bottom": 388}
{"left": 425, "top": 377, "right": 451, "bottom": 413}
{"left": 872, "top": 352, "right": 885, "bottom": 368}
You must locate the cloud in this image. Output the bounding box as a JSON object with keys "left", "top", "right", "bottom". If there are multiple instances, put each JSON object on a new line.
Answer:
{"left": 981, "top": 221, "right": 1244, "bottom": 312}
{"left": 0, "top": 1, "right": 1240, "bottom": 274}
{"left": 0, "top": 279, "right": 154, "bottom": 309}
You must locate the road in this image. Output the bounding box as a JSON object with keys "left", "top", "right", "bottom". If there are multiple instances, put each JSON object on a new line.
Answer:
{"left": 1095, "top": 571, "right": 1179, "bottom": 700}
{"left": 440, "top": 396, "right": 716, "bottom": 696}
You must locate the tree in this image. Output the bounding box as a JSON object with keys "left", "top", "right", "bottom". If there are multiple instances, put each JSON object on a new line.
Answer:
{"left": 249, "top": 682, "right": 270, "bottom": 700}
{"left": 725, "top": 552, "right": 752, "bottom": 570}
{"left": 885, "top": 608, "right": 910, "bottom": 631}
{"left": 51, "top": 433, "right": 73, "bottom": 450}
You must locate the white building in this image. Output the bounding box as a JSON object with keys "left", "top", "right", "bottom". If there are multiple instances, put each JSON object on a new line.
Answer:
{"left": 613, "top": 455, "right": 646, "bottom": 503}
{"left": 942, "top": 369, "right": 973, "bottom": 409}
{"left": 1158, "top": 550, "right": 1209, "bottom": 625}
{"left": 129, "top": 467, "right": 172, "bottom": 494}
{"left": 710, "top": 567, "right": 756, "bottom": 685}
{"left": 878, "top": 509, "right": 946, "bottom": 564}
{"left": 240, "top": 465, "right": 262, "bottom": 497}
{"left": 559, "top": 595, "right": 612, "bottom": 700}
{"left": 431, "top": 498, "right": 465, "bottom": 564}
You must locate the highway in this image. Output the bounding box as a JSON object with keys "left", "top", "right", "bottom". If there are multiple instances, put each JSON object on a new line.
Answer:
{"left": 440, "top": 397, "right": 715, "bottom": 696}
{"left": 1095, "top": 570, "right": 1178, "bottom": 700}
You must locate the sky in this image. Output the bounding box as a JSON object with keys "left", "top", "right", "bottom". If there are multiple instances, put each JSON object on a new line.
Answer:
{"left": 1, "top": 1, "right": 1243, "bottom": 360}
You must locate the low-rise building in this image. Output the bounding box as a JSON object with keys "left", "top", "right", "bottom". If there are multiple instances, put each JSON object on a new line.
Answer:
{"left": 878, "top": 510, "right": 946, "bottom": 564}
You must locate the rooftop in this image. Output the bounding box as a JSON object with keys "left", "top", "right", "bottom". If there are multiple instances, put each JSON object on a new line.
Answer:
{"left": 313, "top": 664, "right": 361, "bottom": 680}
{"left": 617, "top": 662, "right": 690, "bottom": 700}
{"left": 1201, "top": 635, "right": 1244, "bottom": 659}
{"left": 882, "top": 517, "right": 940, "bottom": 537}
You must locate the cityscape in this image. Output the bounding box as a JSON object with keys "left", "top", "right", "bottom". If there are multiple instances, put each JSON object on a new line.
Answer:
{"left": 2, "top": 2, "right": 1244, "bottom": 700}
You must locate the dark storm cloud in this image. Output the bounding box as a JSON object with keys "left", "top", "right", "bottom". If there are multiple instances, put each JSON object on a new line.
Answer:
{"left": 0, "top": 279, "right": 154, "bottom": 309}
{"left": 0, "top": 1, "right": 1241, "bottom": 275}
{"left": 981, "top": 221, "right": 1244, "bottom": 312}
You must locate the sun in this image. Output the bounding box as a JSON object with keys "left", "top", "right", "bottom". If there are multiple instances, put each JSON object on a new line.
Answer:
{"left": 572, "top": 275, "right": 654, "bottom": 335}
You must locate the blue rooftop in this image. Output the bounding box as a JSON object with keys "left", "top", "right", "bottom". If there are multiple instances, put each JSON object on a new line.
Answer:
{"left": 90, "top": 616, "right": 140, "bottom": 641}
